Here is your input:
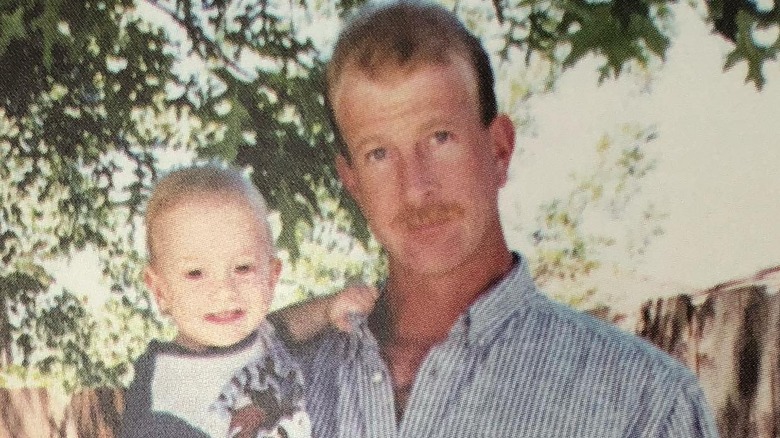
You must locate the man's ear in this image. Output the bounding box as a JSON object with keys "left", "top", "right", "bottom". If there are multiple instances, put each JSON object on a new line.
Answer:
{"left": 143, "top": 265, "right": 169, "bottom": 315}
{"left": 336, "top": 154, "right": 361, "bottom": 204}
{"left": 488, "top": 114, "right": 516, "bottom": 188}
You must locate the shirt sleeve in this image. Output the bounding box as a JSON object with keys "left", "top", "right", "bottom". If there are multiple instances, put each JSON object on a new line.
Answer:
{"left": 660, "top": 379, "right": 720, "bottom": 438}
{"left": 121, "top": 349, "right": 154, "bottom": 438}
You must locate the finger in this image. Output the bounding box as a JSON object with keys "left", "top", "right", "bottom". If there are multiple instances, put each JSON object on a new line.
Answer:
{"left": 352, "top": 285, "right": 379, "bottom": 301}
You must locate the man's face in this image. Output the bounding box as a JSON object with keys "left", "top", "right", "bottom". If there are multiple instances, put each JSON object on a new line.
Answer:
{"left": 332, "top": 58, "right": 514, "bottom": 276}
{"left": 144, "top": 194, "right": 280, "bottom": 351}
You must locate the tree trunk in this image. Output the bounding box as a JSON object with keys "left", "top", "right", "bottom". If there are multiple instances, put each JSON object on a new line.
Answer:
{"left": 0, "top": 293, "right": 12, "bottom": 369}
{"left": 610, "top": 278, "right": 780, "bottom": 438}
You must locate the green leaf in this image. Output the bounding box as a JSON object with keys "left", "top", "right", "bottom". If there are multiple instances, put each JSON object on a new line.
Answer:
{"left": 735, "top": 11, "right": 775, "bottom": 89}
{"left": 0, "top": 7, "right": 27, "bottom": 57}
{"left": 35, "top": 0, "right": 63, "bottom": 70}
{"left": 631, "top": 14, "right": 670, "bottom": 59}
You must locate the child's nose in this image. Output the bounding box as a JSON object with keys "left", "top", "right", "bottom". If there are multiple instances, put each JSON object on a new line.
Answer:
{"left": 212, "top": 276, "right": 239, "bottom": 301}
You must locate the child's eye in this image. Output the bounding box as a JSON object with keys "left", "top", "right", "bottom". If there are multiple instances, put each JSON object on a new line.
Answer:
{"left": 185, "top": 269, "right": 203, "bottom": 280}
{"left": 235, "top": 264, "right": 254, "bottom": 274}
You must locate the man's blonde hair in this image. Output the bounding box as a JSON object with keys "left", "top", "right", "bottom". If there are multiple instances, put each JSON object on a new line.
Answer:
{"left": 144, "top": 164, "right": 274, "bottom": 264}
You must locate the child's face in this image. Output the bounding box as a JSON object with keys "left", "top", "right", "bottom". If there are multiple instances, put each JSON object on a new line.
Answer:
{"left": 144, "top": 194, "right": 280, "bottom": 351}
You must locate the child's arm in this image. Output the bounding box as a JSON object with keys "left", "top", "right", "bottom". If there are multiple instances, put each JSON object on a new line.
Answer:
{"left": 268, "top": 284, "right": 378, "bottom": 345}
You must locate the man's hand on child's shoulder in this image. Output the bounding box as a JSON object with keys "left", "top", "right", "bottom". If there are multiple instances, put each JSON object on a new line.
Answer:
{"left": 328, "top": 284, "right": 379, "bottom": 332}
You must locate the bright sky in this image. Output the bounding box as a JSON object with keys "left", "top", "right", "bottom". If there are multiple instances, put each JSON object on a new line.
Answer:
{"left": 502, "top": 4, "right": 780, "bottom": 292}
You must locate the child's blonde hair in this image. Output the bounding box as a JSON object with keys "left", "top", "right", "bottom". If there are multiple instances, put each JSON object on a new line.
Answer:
{"left": 144, "top": 164, "right": 274, "bottom": 264}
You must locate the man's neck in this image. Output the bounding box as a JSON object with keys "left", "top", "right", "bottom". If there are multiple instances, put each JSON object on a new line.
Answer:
{"left": 384, "top": 246, "right": 514, "bottom": 345}
{"left": 376, "top": 244, "right": 513, "bottom": 420}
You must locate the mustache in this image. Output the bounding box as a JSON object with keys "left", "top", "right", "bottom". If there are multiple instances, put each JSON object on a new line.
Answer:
{"left": 391, "top": 202, "right": 465, "bottom": 229}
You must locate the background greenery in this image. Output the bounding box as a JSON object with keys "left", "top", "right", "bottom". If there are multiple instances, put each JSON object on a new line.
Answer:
{"left": 1, "top": 0, "right": 777, "bottom": 390}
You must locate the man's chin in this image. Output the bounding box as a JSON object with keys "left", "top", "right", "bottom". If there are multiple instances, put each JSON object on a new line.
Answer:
{"left": 393, "top": 246, "right": 465, "bottom": 276}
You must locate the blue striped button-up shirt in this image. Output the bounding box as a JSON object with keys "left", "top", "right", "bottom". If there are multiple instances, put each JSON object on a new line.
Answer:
{"left": 296, "top": 255, "right": 718, "bottom": 437}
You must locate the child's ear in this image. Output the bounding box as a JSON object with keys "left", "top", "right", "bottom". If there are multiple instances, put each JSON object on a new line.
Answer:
{"left": 144, "top": 265, "right": 169, "bottom": 315}
{"left": 268, "top": 257, "right": 282, "bottom": 289}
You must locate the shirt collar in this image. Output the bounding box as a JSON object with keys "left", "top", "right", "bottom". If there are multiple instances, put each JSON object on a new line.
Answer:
{"left": 353, "top": 252, "right": 538, "bottom": 356}
{"left": 451, "top": 252, "right": 537, "bottom": 348}
{"left": 153, "top": 329, "right": 260, "bottom": 357}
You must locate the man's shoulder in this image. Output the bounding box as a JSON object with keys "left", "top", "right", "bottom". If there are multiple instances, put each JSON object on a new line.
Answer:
{"left": 509, "top": 290, "right": 696, "bottom": 383}
{"left": 479, "top": 289, "right": 717, "bottom": 435}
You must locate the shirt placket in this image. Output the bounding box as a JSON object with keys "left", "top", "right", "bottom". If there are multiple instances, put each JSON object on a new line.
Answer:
{"left": 337, "top": 329, "right": 398, "bottom": 438}
{"left": 398, "top": 323, "right": 482, "bottom": 438}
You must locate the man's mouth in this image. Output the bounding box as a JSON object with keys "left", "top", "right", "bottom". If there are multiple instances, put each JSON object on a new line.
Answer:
{"left": 205, "top": 310, "right": 245, "bottom": 324}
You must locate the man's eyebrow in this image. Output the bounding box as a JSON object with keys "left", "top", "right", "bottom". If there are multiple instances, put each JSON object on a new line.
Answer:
{"left": 419, "top": 117, "right": 452, "bottom": 132}
{"left": 352, "top": 134, "right": 385, "bottom": 152}
{"left": 417, "top": 114, "right": 467, "bottom": 137}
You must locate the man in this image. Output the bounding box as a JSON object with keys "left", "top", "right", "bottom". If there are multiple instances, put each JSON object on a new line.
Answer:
{"left": 275, "top": 2, "right": 718, "bottom": 436}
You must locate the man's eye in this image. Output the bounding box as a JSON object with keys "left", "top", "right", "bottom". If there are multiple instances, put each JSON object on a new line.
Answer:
{"left": 431, "top": 130, "right": 453, "bottom": 145}
{"left": 365, "top": 148, "right": 387, "bottom": 162}
{"left": 185, "top": 269, "right": 203, "bottom": 279}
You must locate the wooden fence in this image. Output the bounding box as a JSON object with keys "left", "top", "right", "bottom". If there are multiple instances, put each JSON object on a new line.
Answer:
{"left": 2, "top": 272, "right": 779, "bottom": 437}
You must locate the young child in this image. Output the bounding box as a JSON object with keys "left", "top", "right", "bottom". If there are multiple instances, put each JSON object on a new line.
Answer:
{"left": 121, "top": 165, "right": 376, "bottom": 438}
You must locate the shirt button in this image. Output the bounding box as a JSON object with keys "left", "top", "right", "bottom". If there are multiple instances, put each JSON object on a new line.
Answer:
{"left": 371, "top": 371, "right": 383, "bottom": 384}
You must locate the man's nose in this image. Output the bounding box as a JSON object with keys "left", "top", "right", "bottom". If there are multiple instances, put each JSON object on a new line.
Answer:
{"left": 400, "top": 147, "right": 437, "bottom": 204}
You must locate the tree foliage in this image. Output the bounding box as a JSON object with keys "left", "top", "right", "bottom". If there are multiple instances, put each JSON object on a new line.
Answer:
{"left": 487, "top": 0, "right": 779, "bottom": 87}
{"left": 0, "top": 0, "right": 777, "bottom": 388}
{"left": 527, "top": 124, "right": 666, "bottom": 308}
{"left": 0, "top": 0, "right": 176, "bottom": 381}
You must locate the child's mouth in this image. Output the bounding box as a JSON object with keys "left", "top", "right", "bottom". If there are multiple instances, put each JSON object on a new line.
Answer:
{"left": 205, "top": 310, "right": 245, "bottom": 324}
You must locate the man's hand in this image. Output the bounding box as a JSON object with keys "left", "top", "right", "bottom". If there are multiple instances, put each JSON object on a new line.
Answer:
{"left": 327, "top": 284, "right": 379, "bottom": 332}
{"left": 268, "top": 283, "right": 378, "bottom": 345}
